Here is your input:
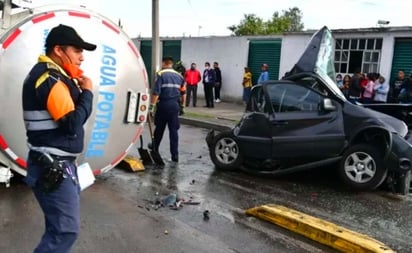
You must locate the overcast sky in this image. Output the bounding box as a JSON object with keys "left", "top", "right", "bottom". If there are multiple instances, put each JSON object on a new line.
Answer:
{"left": 20, "top": 0, "right": 411, "bottom": 38}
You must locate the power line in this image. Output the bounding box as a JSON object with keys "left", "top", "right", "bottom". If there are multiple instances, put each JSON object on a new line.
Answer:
{"left": 187, "top": 0, "right": 202, "bottom": 36}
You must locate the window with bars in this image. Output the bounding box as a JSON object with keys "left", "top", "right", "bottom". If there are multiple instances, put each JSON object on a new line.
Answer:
{"left": 334, "top": 38, "right": 382, "bottom": 74}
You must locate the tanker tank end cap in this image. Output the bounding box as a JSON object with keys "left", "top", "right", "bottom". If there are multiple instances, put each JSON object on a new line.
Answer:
{"left": 45, "top": 24, "right": 97, "bottom": 51}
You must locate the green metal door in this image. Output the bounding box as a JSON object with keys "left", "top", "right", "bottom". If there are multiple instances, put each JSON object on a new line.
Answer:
{"left": 390, "top": 38, "right": 412, "bottom": 83}
{"left": 139, "top": 40, "right": 182, "bottom": 86}
{"left": 163, "top": 40, "right": 184, "bottom": 75}
{"left": 139, "top": 40, "right": 152, "bottom": 84}
{"left": 163, "top": 40, "right": 181, "bottom": 62}
{"left": 247, "top": 39, "right": 282, "bottom": 85}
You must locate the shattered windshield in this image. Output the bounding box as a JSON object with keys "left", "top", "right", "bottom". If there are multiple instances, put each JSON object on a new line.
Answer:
{"left": 286, "top": 26, "right": 347, "bottom": 101}
{"left": 314, "top": 28, "right": 346, "bottom": 101}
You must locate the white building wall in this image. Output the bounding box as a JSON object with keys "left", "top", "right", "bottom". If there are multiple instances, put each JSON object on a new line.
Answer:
{"left": 181, "top": 37, "right": 249, "bottom": 101}
{"left": 279, "top": 34, "right": 313, "bottom": 78}
{"left": 379, "top": 34, "right": 395, "bottom": 79}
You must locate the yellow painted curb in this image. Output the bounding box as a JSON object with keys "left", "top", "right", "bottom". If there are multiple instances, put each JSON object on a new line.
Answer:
{"left": 245, "top": 204, "right": 395, "bottom": 253}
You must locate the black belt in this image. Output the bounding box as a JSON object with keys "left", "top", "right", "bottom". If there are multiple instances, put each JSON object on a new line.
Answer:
{"left": 29, "top": 150, "right": 76, "bottom": 162}
{"left": 158, "top": 98, "right": 180, "bottom": 103}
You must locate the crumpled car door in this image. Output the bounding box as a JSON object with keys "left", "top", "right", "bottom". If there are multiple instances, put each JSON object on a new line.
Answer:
{"left": 267, "top": 82, "right": 346, "bottom": 159}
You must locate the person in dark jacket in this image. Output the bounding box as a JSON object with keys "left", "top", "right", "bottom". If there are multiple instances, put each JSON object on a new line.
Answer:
{"left": 174, "top": 60, "right": 186, "bottom": 76}
{"left": 389, "top": 69, "right": 406, "bottom": 103}
{"left": 213, "top": 61, "right": 222, "bottom": 103}
{"left": 347, "top": 68, "right": 363, "bottom": 103}
{"left": 398, "top": 72, "right": 412, "bottom": 103}
{"left": 203, "top": 62, "right": 216, "bottom": 108}
{"left": 22, "top": 24, "right": 96, "bottom": 253}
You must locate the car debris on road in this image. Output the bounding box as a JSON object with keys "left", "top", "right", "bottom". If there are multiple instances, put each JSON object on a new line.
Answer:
{"left": 145, "top": 192, "right": 201, "bottom": 211}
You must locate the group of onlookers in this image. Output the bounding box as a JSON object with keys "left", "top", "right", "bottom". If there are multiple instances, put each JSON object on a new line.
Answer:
{"left": 181, "top": 61, "right": 222, "bottom": 108}
{"left": 183, "top": 61, "right": 270, "bottom": 107}
{"left": 180, "top": 62, "right": 412, "bottom": 107}
{"left": 338, "top": 69, "right": 412, "bottom": 104}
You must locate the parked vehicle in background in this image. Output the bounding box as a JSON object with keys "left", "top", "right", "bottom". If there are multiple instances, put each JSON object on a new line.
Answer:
{"left": 206, "top": 27, "right": 412, "bottom": 194}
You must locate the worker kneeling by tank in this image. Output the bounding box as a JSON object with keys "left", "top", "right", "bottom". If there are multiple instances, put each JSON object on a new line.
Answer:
{"left": 206, "top": 27, "right": 412, "bottom": 195}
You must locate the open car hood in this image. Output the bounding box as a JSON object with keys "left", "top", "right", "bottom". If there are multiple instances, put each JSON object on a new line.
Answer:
{"left": 285, "top": 26, "right": 345, "bottom": 100}
{"left": 288, "top": 26, "right": 336, "bottom": 79}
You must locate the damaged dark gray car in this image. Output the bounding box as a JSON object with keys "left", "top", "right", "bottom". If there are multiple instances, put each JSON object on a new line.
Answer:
{"left": 206, "top": 27, "right": 412, "bottom": 194}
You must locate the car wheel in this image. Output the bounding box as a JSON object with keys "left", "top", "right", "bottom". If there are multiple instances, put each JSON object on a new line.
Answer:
{"left": 210, "top": 131, "right": 243, "bottom": 170}
{"left": 339, "top": 144, "right": 387, "bottom": 191}
{"left": 395, "top": 170, "right": 411, "bottom": 195}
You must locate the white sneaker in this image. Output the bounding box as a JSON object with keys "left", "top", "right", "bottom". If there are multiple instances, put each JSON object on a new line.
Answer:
{"left": 215, "top": 99, "right": 221, "bottom": 103}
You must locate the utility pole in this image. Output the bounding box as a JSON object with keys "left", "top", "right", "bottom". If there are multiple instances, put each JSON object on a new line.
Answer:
{"left": 198, "top": 25, "right": 202, "bottom": 36}
{"left": 151, "top": 0, "right": 160, "bottom": 88}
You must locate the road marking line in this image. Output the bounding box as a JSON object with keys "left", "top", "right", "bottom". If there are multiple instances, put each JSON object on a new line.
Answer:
{"left": 245, "top": 204, "right": 395, "bottom": 253}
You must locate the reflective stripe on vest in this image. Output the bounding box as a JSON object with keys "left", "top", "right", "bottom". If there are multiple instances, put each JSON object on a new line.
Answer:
{"left": 161, "top": 83, "right": 181, "bottom": 89}
{"left": 27, "top": 143, "right": 80, "bottom": 157}
{"left": 23, "top": 110, "right": 58, "bottom": 131}
{"left": 158, "top": 69, "right": 179, "bottom": 75}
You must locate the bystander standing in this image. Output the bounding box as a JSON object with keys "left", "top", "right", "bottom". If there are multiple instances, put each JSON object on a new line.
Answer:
{"left": 184, "top": 62, "right": 201, "bottom": 107}
{"left": 242, "top": 67, "right": 252, "bottom": 104}
{"left": 257, "top": 63, "right": 269, "bottom": 84}
{"left": 389, "top": 69, "right": 406, "bottom": 103}
{"left": 362, "top": 72, "right": 376, "bottom": 103}
{"left": 398, "top": 72, "right": 412, "bottom": 104}
{"left": 203, "top": 62, "right": 216, "bottom": 108}
{"left": 347, "top": 68, "right": 363, "bottom": 103}
{"left": 213, "top": 62, "right": 222, "bottom": 103}
{"left": 341, "top": 74, "right": 351, "bottom": 98}
{"left": 373, "top": 75, "right": 389, "bottom": 103}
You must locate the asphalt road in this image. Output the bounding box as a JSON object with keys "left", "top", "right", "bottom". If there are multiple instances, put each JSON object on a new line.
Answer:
{"left": 1, "top": 125, "right": 411, "bottom": 253}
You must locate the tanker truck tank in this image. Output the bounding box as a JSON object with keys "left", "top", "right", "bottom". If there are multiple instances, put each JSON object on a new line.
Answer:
{"left": 0, "top": 3, "right": 150, "bottom": 180}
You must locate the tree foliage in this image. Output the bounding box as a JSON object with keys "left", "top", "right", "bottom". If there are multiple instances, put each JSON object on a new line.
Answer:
{"left": 228, "top": 7, "right": 304, "bottom": 36}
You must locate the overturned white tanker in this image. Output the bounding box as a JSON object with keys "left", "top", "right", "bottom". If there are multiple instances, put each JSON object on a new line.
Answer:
{"left": 0, "top": 1, "right": 150, "bottom": 182}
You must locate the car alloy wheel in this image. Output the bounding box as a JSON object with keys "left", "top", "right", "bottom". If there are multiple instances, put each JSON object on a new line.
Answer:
{"left": 339, "top": 144, "right": 387, "bottom": 191}
{"left": 343, "top": 151, "right": 376, "bottom": 184}
{"left": 210, "top": 131, "right": 243, "bottom": 170}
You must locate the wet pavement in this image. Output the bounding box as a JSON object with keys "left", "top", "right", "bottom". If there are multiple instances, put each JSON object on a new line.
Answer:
{"left": 0, "top": 125, "right": 332, "bottom": 253}
{"left": 1, "top": 98, "right": 412, "bottom": 252}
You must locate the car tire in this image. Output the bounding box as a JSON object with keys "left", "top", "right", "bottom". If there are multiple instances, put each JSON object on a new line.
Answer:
{"left": 339, "top": 144, "right": 387, "bottom": 191}
{"left": 209, "top": 131, "right": 243, "bottom": 170}
{"left": 395, "top": 170, "right": 411, "bottom": 195}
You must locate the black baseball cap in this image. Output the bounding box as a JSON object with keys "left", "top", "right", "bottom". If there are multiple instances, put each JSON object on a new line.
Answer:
{"left": 45, "top": 24, "right": 96, "bottom": 51}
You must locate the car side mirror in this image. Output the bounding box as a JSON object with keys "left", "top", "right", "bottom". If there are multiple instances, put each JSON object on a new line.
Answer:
{"left": 320, "top": 98, "right": 336, "bottom": 111}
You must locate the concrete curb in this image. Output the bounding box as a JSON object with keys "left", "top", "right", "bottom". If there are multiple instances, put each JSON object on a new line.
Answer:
{"left": 179, "top": 117, "right": 232, "bottom": 132}
{"left": 245, "top": 204, "right": 395, "bottom": 253}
